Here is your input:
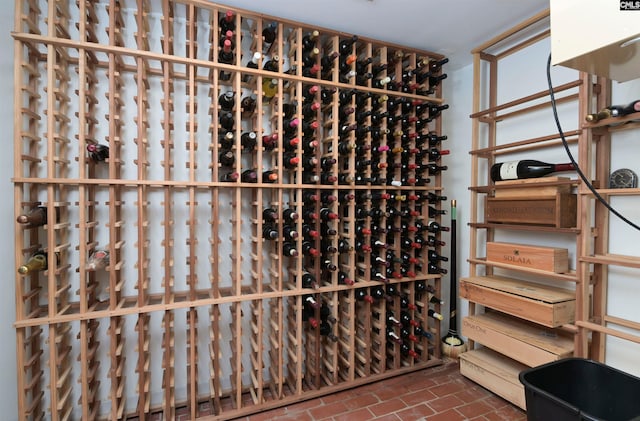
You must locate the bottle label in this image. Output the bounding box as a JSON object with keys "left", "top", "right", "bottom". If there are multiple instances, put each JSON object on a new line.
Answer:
{"left": 499, "top": 161, "right": 518, "bottom": 180}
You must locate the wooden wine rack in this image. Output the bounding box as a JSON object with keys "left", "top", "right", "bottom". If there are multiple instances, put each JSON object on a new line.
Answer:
{"left": 12, "top": 1, "right": 447, "bottom": 419}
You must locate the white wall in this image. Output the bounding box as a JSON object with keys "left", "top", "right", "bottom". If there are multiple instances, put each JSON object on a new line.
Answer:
{"left": 0, "top": 1, "right": 19, "bottom": 420}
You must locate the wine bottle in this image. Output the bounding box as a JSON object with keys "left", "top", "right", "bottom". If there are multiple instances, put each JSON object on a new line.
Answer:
{"left": 263, "top": 207, "right": 278, "bottom": 222}
{"left": 17, "top": 206, "right": 55, "bottom": 226}
{"left": 585, "top": 100, "right": 640, "bottom": 122}
{"left": 218, "top": 149, "right": 235, "bottom": 167}
{"left": 302, "top": 48, "right": 320, "bottom": 68}
{"left": 282, "top": 242, "right": 299, "bottom": 257}
{"left": 218, "top": 39, "right": 234, "bottom": 81}
{"left": 320, "top": 52, "right": 339, "bottom": 72}
{"left": 302, "top": 156, "right": 318, "bottom": 170}
{"left": 400, "top": 342, "right": 420, "bottom": 359}
{"left": 355, "top": 288, "right": 374, "bottom": 303}
{"left": 219, "top": 131, "right": 234, "bottom": 149}
{"left": 220, "top": 171, "right": 239, "bottom": 182}
{"left": 18, "top": 249, "right": 57, "bottom": 275}
{"left": 262, "top": 55, "right": 280, "bottom": 72}
{"left": 339, "top": 35, "right": 358, "bottom": 55}
{"left": 86, "top": 249, "right": 110, "bottom": 271}
{"left": 425, "top": 147, "right": 449, "bottom": 162}
{"left": 262, "top": 22, "right": 278, "bottom": 45}
{"left": 262, "top": 225, "right": 279, "bottom": 240}
{"left": 262, "top": 133, "right": 278, "bottom": 150}
{"left": 338, "top": 271, "right": 354, "bottom": 286}
{"left": 240, "top": 96, "right": 256, "bottom": 117}
{"left": 282, "top": 153, "right": 300, "bottom": 170}
{"left": 320, "top": 322, "right": 338, "bottom": 342}
{"left": 428, "top": 308, "right": 444, "bottom": 321}
{"left": 302, "top": 30, "right": 319, "bottom": 51}
{"left": 87, "top": 143, "right": 109, "bottom": 162}
{"left": 240, "top": 131, "right": 257, "bottom": 150}
{"left": 241, "top": 169, "right": 258, "bottom": 183}
{"left": 320, "top": 157, "right": 336, "bottom": 171}
{"left": 262, "top": 78, "right": 279, "bottom": 100}
{"left": 283, "top": 225, "right": 299, "bottom": 240}
{"left": 282, "top": 208, "right": 299, "bottom": 223}
{"left": 219, "top": 111, "right": 234, "bottom": 131}
{"left": 490, "top": 160, "right": 575, "bottom": 182}
{"left": 413, "top": 323, "right": 433, "bottom": 340}
{"left": 302, "top": 224, "right": 319, "bottom": 239}
{"left": 218, "top": 91, "right": 235, "bottom": 111}
{"left": 219, "top": 10, "right": 235, "bottom": 33}
{"left": 262, "top": 170, "right": 278, "bottom": 183}
{"left": 243, "top": 52, "right": 261, "bottom": 83}
{"left": 301, "top": 272, "right": 319, "bottom": 289}
{"left": 373, "top": 76, "right": 391, "bottom": 89}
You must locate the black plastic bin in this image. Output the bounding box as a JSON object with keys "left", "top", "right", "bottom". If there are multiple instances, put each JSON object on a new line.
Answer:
{"left": 519, "top": 358, "right": 640, "bottom": 421}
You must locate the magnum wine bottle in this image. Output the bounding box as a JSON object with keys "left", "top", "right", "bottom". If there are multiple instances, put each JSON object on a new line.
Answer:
{"left": 490, "top": 160, "right": 575, "bottom": 182}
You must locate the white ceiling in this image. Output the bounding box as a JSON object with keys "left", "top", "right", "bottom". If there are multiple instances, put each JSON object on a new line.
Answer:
{"left": 214, "top": 0, "right": 550, "bottom": 70}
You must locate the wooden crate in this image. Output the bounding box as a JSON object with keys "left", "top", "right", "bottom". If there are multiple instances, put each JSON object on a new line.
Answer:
{"left": 486, "top": 193, "right": 577, "bottom": 228}
{"left": 486, "top": 241, "right": 569, "bottom": 273}
{"left": 494, "top": 177, "right": 571, "bottom": 198}
{"left": 459, "top": 348, "right": 527, "bottom": 409}
{"left": 462, "top": 312, "right": 574, "bottom": 367}
{"left": 459, "top": 275, "right": 575, "bottom": 327}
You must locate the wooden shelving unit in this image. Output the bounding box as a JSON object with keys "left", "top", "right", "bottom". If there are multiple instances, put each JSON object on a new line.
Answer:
{"left": 12, "top": 1, "right": 448, "bottom": 419}
{"left": 577, "top": 100, "right": 640, "bottom": 360}
{"left": 460, "top": 10, "right": 587, "bottom": 409}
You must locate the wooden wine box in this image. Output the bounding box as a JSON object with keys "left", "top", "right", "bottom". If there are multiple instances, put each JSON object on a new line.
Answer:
{"left": 486, "top": 241, "right": 569, "bottom": 273}
{"left": 459, "top": 348, "right": 527, "bottom": 409}
{"left": 462, "top": 312, "right": 574, "bottom": 367}
{"left": 459, "top": 275, "right": 575, "bottom": 328}
{"left": 493, "top": 177, "right": 571, "bottom": 198}
{"left": 486, "top": 193, "right": 577, "bottom": 228}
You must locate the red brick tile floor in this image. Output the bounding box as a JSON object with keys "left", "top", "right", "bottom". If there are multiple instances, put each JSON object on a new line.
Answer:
{"left": 226, "top": 358, "right": 527, "bottom": 421}
{"left": 152, "top": 358, "right": 525, "bottom": 420}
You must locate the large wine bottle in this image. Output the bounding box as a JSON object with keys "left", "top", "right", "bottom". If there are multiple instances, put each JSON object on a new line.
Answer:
{"left": 490, "top": 159, "right": 574, "bottom": 182}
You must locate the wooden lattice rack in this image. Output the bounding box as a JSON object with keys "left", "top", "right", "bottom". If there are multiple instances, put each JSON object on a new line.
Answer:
{"left": 12, "top": 0, "right": 448, "bottom": 419}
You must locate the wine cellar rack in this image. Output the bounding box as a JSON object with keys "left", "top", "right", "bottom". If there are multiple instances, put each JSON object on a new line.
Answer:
{"left": 12, "top": 0, "right": 448, "bottom": 419}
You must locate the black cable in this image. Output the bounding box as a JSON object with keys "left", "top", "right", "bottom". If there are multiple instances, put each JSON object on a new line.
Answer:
{"left": 546, "top": 53, "right": 640, "bottom": 232}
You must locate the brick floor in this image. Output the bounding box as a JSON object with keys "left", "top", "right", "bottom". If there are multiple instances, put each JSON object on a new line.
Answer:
{"left": 135, "top": 359, "right": 527, "bottom": 420}
{"left": 235, "top": 358, "right": 527, "bottom": 420}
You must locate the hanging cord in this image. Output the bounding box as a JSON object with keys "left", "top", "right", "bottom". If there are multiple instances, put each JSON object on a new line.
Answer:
{"left": 546, "top": 53, "right": 640, "bottom": 232}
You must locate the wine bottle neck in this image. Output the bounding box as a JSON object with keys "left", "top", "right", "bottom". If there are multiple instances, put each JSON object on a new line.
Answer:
{"left": 554, "top": 163, "right": 575, "bottom": 172}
